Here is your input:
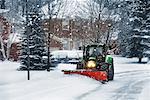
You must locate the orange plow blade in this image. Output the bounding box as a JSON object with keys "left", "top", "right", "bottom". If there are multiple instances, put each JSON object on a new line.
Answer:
{"left": 62, "top": 70, "right": 108, "bottom": 81}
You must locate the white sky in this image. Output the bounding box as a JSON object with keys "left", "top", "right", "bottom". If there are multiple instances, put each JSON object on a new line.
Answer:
{"left": 41, "top": 0, "right": 87, "bottom": 18}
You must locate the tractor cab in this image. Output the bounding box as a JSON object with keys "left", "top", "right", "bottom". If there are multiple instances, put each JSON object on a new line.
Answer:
{"left": 83, "top": 44, "right": 106, "bottom": 62}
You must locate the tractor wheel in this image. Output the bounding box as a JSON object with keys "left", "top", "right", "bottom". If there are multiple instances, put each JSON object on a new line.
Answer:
{"left": 108, "top": 59, "right": 114, "bottom": 81}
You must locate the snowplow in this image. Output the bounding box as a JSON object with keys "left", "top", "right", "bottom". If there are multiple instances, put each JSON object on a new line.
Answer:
{"left": 62, "top": 44, "right": 114, "bottom": 83}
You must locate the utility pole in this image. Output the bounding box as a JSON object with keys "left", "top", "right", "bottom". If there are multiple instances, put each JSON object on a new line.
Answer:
{"left": 25, "top": 0, "right": 30, "bottom": 80}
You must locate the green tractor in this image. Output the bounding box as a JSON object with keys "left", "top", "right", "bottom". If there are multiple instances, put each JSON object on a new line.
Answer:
{"left": 62, "top": 44, "right": 114, "bottom": 82}
{"left": 77, "top": 44, "right": 114, "bottom": 81}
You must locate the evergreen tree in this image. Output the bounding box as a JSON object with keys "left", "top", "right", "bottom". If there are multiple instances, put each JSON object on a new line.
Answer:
{"left": 117, "top": 0, "right": 132, "bottom": 57}
{"left": 20, "top": 9, "right": 46, "bottom": 70}
{"left": 142, "top": 0, "right": 150, "bottom": 59}
{"left": 126, "top": 0, "right": 150, "bottom": 63}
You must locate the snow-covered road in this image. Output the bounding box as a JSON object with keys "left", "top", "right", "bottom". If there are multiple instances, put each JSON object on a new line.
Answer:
{"left": 0, "top": 56, "right": 150, "bottom": 100}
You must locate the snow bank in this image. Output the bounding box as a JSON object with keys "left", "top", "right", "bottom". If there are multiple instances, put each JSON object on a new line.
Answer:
{"left": 51, "top": 50, "right": 83, "bottom": 58}
{"left": 56, "top": 63, "right": 77, "bottom": 70}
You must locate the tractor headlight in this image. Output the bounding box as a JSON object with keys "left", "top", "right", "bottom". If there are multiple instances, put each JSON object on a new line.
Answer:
{"left": 87, "top": 61, "right": 96, "bottom": 68}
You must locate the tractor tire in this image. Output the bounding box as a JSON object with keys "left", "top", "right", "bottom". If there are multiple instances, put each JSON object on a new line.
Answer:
{"left": 108, "top": 59, "right": 114, "bottom": 81}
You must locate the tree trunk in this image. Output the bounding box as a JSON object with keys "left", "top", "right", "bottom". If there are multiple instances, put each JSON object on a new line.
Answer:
{"left": 138, "top": 57, "right": 142, "bottom": 63}
{"left": 0, "top": 36, "right": 6, "bottom": 60}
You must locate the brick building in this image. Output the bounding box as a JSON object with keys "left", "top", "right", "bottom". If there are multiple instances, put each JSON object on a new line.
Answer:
{"left": 43, "top": 18, "right": 114, "bottom": 50}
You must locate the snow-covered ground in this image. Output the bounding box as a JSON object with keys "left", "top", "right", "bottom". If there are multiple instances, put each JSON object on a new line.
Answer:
{"left": 0, "top": 56, "right": 150, "bottom": 100}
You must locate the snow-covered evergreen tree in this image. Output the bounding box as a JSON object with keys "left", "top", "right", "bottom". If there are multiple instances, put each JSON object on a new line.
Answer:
{"left": 142, "top": 0, "right": 150, "bottom": 59}
{"left": 117, "top": 0, "right": 132, "bottom": 57}
{"left": 20, "top": 9, "right": 46, "bottom": 70}
{"left": 126, "top": 0, "right": 150, "bottom": 63}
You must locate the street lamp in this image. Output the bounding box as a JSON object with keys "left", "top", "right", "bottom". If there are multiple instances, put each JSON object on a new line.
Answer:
{"left": 47, "top": 1, "right": 52, "bottom": 72}
{"left": 47, "top": 32, "right": 50, "bottom": 72}
{"left": 25, "top": 0, "right": 30, "bottom": 80}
